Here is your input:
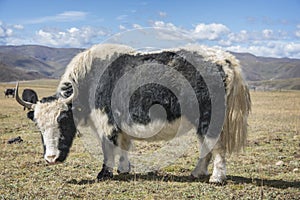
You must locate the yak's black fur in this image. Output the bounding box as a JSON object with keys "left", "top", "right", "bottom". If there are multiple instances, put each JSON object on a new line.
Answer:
{"left": 94, "top": 51, "right": 226, "bottom": 137}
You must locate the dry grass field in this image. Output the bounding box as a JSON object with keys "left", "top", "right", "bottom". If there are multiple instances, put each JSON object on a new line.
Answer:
{"left": 0, "top": 80, "right": 299, "bottom": 199}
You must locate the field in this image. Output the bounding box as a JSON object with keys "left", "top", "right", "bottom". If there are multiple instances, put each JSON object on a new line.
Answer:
{"left": 0, "top": 80, "right": 299, "bottom": 199}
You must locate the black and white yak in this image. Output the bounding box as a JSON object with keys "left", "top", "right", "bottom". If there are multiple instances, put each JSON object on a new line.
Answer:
{"left": 15, "top": 44, "right": 251, "bottom": 183}
{"left": 4, "top": 88, "right": 15, "bottom": 98}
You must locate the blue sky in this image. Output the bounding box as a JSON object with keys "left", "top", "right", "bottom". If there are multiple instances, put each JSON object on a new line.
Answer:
{"left": 0, "top": 0, "right": 300, "bottom": 58}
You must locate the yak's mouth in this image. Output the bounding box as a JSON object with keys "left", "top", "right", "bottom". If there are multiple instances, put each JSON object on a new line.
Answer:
{"left": 44, "top": 149, "right": 69, "bottom": 164}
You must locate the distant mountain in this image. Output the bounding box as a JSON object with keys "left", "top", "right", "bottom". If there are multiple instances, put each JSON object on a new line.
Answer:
{"left": 0, "top": 45, "right": 84, "bottom": 80}
{"left": 231, "top": 52, "right": 300, "bottom": 81}
{"left": 0, "top": 62, "right": 47, "bottom": 82}
{"left": 0, "top": 45, "right": 299, "bottom": 90}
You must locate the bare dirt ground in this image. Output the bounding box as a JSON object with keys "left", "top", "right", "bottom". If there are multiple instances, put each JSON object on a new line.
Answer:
{"left": 0, "top": 80, "right": 299, "bottom": 199}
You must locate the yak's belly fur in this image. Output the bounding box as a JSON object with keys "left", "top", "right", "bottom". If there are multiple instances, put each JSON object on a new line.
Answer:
{"left": 121, "top": 116, "right": 196, "bottom": 142}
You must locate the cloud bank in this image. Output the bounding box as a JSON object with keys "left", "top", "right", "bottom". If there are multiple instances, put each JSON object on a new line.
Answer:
{"left": 1, "top": 17, "right": 300, "bottom": 58}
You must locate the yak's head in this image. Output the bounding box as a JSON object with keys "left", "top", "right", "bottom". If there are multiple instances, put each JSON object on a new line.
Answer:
{"left": 15, "top": 82, "right": 77, "bottom": 164}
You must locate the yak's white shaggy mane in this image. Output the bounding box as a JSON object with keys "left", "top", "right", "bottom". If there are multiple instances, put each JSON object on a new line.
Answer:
{"left": 59, "top": 44, "right": 135, "bottom": 87}
{"left": 58, "top": 43, "right": 251, "bottom": 154}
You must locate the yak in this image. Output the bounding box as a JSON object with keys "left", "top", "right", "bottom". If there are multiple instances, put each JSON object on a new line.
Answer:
{"left": 4, "top": 88, "right": 15, "bottom": 98}
{"left": 15, "top": 44, "right": 251, "bottom": 183}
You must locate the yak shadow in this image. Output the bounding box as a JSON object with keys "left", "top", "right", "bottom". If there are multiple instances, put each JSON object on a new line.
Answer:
{"left": 67, "top": 173, "right": 300, "bottom": 189}
{"left": 226, "top": 175, "right": 300, "bottom": 189}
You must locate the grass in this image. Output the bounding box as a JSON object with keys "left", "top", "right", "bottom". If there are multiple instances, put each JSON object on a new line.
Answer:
{"left": 0, "top": 80, "right": 299, "bottom": 199}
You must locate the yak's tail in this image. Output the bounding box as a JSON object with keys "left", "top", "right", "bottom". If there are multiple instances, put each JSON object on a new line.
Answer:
{"left": 222, "top": 61, "right": 251, "bottom": 154}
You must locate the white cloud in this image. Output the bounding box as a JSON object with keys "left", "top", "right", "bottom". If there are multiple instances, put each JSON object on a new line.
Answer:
{"left": 116, "top": 15, "right": 128, "bottom": 21}
{"left": 0, "top": 27, "right": 5, "bottom": 37}
{"left": 13, "top": 24, "right": 24, "bottom": 30}
{"left": 295, "top": 24, "right": 300, "bottom": 37}
{"left": 226, "top": 41, "right": 300, "bottom": 58}
{"left": 150, "top": 21, "right": 193, "bottom": 41}
{"left": 132, "top": 24, "right": 143, "bottom": 29}
{"left": 119, "top": 25, "right": 126, "bottom": 30}
{"left": 35, "top": 26, "right": 110, "bottom": 47}
{"left": 151, "top": 21, "right": 231, "bottom": 42}
{"left": 30, "top": 21, "right": 300, "bottom": 58}
{"left": 5, "top": 29, "right": 13, "bottom": 36}
{"left": 223, "top": 29, "right": 289, "bottom": 46}
{"left": 1, "top": 16, "right": 300, "bottom": 59}
{"left": 153, "top": 21, "right": 179, "bottom": 31}
{"left": 0, "top": 21, "right": 27, "bottom": 45}
{"left": 192, "top": 23, "right": 230, "bottom": 40}
{"left": 149, "top": 20, "right": 300, "bottom": 58}
{"left": 26, "top": 11, "right": 88, "bottom": 24}
{"left": 159, "top": 11, "right": 167, "bottom": 17}
{"left": 296, "top": 30, "right": 300, "bottom": 37}
{"left": 0, "top": 23, "right": 13, "bottom": 37}
{"left": 148, "top": 22, "right": 229, "bottom": 42}
{"left": 227, "top": 30, "right": 249, "bottom": 43}
{"left": 262, "top": 29, "right": 274, "bottom": 39}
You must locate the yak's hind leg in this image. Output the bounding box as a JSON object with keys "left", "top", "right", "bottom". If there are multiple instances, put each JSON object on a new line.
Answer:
{"left": 209, "top": 138, "right": 226, "bottom": 183}
{"left": 191, "top": 136, "right": 212, "bottom": 178}
{"left": 191, "top": 136, "right": 226, "bottom": 183}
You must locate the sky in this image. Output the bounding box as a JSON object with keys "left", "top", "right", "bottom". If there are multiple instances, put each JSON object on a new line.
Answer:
{"left": 0, "top": 0, "right": 300, "bottom": 58}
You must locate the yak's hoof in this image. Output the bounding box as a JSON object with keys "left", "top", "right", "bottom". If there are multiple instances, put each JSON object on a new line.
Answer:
{"left": 117, "top": 170, "right": 130, "bottom": 175}
{"left": 117, "top": 162, "right": 131, "bottom": 174}
{"left": 209, "top": 175, "right": 227, "bottom": 185}
{"left": 97, "top": 164, "right": 113, "bottom": 181}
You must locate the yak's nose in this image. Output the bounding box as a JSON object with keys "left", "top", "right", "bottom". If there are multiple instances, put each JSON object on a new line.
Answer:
{"left": 45, "top": 155, "right": 58, "bottom": 164}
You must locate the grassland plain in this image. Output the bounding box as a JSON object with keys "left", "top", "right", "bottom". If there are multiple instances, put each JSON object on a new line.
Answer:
{"left": 0, "top": 80, "right": 299, "bottom": 199}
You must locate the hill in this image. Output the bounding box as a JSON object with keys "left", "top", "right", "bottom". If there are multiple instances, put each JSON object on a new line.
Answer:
{"left": 231, "top": 52, "right": 300, "bottom": 90}
{"left": 0, "top": 45, "right": 299, "bottom": 90}
{"left": 0, "top": 62, "right": 48, "bottom": 82}
{"left": 231, "top": 52, "right": 300, "bottom": 81}
{"left": 0, "top": 45, "right": 83, "bottom": 80}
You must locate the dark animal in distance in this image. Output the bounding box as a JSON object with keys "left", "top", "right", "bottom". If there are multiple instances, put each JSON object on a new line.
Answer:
{"left": 4, "top": 88, "right": 15, "bottom": 98}
{"left": 15, "top": 44, "right": 251, "bottom": 184}
{"left": 22, "top": 89, "right": 38, "bottom": 110}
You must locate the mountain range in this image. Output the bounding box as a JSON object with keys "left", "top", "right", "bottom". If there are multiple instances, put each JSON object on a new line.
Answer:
{"left": 0, "top": 45, "right": 299, "bottom": 90}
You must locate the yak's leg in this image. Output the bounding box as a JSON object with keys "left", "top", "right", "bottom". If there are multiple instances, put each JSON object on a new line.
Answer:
{"left": 191, "top": 152, "right": 212, "bottom": 177}
{"left": 116, "top": 133, "right": 131, "bottom": 174}
{"left": 209, "top": 139, "right": 226, "bottom": 183}
{"left": 97, "top": 135, "right": 116, "bottom": 180}
{"left": 117, "top": 151, "right": 131, "bottom": 174}
{"left": 191, "top": 136, "right": 212, "bottom": 177}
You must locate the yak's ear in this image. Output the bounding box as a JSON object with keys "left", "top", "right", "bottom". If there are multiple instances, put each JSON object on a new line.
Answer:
{"left": 27, "top": 111, "right": 34, "bottom": 121}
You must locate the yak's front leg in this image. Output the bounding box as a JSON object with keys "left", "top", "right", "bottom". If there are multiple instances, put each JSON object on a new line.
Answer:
{"left": 116, "top": 132, "right": 132, "bottom": 174}
{"left": 191, "top": 152, "right": 212, "bottom": 178}
{"left": 97, "top": 135, "right": 116, "bottom": 180}
{"left": 117, "top": 150, "right": 131, "bottom": 174}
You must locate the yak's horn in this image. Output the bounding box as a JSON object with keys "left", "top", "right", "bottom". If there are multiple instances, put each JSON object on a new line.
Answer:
{"left": 15, "top": 82, "right": 34, "bottom": 110}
